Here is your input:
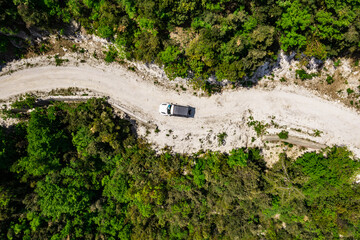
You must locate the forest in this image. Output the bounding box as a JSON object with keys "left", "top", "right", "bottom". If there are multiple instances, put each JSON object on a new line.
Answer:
{"left": 1, "top": 0, "right": 360, "bottom": 84}
{"left": 0, "top": 98, "right": 360, "bottom": 239}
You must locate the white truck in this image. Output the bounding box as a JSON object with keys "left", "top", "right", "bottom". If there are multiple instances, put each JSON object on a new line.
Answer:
{"left": 159, "top": 103, "right": 192, "bottom": 117}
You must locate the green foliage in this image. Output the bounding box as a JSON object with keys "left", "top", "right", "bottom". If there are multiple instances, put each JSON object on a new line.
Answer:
{"left": 295, "top": 69, "right": 317, "bottom": 80}
{"left": 38, "top": 43, "right": 49, "bottom": 54}
{"left": 277, "top": 0, "right": 312, "bottom": 51}
{"left": 102, "top": 164, "right": 129, "bottom": 203}
{"left": 0, "top": 123, "right": 26, "bottom": 171}
{"left": 217, "top": 132, "right": 227, "bottom": 146}
{"left": 227, "top": 148, "right": 248, "bottom": 167}
{"left": 334, "top": 59, "right": 341, "bottom": 67}
{"left": 278, "top": 130, "right": 289, "bottom": 139}
{"left": 247, "top": 116, "right": 268, "bottom": 136}
{"left": 104, "top": 47, "right": 118, "bottom": 63}
{"left": 295, "top": 147, "right": 360, "bottom": 201}
{"left": 54, "top": 54, "right": 68, "bottom": 66}
{"left": 347, "top": 88, "right": 354, "bottom": 95}
{"left": 192, "top": 158, "right": 205, "bottom": 188}
{"left": 1, "top": 0, "right": 359, "bottom": 84}
{"left": 154, "top": 126, "right": 160, "bottom": 133}
{"left": 326, "top": 75, "right": 334, "bottom": 84}
{"left": 12, "top": 107, "right": 70, "bottom": 179}
{"left": 201, "top": 81, "right": 222, "bottom": 96}
{"left": 159, "top": 46, "right": 188, "bottom": 80}
{"left": 35, "top": 176, "right": 91, "bottom": 219}
{"left": 304, "top": 39, "right": 327, "bottom": 59}
{"left": 1, "top": 99, "right": 360, "bottom": 239}
{"left": 133, "top": 31, "right": 160, "bottom": 62}
{"left": 71, "top": 126, "right": 95, "bottom": 157}
{"left": 159, "top": 46, "right": 181, "bottom": 65}
{"left": 11, "top": 94, "right": 36, "bottom": 109}
{"left": 93, "top": 200, "right": 131, "bottom": 239}
{"left": 312, "top": 129, "right": 323, "bottom": 137}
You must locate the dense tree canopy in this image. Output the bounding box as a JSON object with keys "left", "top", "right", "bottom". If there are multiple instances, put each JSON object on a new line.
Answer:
{"left": 0, "top": 98, "right": 359, "bottom": 239}
{"left": 1, "top": 0, "right": 359, "bottom": 83}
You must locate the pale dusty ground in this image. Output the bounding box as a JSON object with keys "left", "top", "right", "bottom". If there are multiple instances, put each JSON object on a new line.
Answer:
{"left": 1, "top": 53, "right": 360, "bottom": 164}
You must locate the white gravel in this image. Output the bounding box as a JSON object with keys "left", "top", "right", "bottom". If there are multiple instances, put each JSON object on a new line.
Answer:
{"left": 0, "top": 58, "right": 360, "bottom": 157}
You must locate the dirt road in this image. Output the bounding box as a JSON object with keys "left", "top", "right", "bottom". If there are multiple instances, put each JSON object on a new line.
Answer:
{"left": 1, "top": 64, "right": 359, "bottom": 156}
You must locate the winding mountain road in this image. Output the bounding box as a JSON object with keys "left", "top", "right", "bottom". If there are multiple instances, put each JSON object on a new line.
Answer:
{"left": 1, "top": 65, "right": 359, "bottom": 156}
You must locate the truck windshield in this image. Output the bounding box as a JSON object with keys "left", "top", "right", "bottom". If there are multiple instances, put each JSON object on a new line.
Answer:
{"left": 167, "top": 105, "right": 171, "bottom": 114}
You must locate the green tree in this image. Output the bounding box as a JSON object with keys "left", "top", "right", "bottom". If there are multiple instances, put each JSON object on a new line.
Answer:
{"left": 277, "top": 0, "right": 313, "bottom": 51}
{"left": 12, "top": 107, "right": 70, "bottom": 179}
{"left": 35, "top": 176, "right": 91, "bottom": 219}
{"left": 227, "top": 148, "right": 248, "bottom": 168}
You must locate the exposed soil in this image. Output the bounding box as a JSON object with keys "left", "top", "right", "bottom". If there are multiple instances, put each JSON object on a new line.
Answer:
{"left": 256, "top": 54, "right": 360, "bottom": 111}
{"left": 1, "top": 35, "right": 360, "bottom": 165}
{"left": 1, "top": 59, "right": 360, "bottom": 164}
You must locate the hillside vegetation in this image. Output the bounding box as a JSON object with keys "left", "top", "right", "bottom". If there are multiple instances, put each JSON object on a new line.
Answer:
{"left": 1, "top": 0, "right": 360, "bottom": 84}
{"left": 0, "top": 99, "right": 360, "bottom": 239}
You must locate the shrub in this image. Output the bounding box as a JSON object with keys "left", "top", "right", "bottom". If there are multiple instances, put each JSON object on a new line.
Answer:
{"left": 217, "top": 132, "right": 227, "bottom": 146}
{"left": 247, "top": 117, "right": 268, "bottom": 136}
{"left": 93, "top": 51, "right": 98, "bottom": 59}
{"left": 227, "top": 148, "right": 248, "bottom": 168}
{"left": 39, "top": 43, "right": 48, "bottom": 53}
{"left": 104, "top": 47, "right": 118, "bottom": 63}
{"left": 278, "top": 130, "right": 289, "bottom": 139}
{"left": 334, "top": 59, "right": 341, "bottom": 67}
{"left": 326, "top": 75, "right": 334, "bottom": 84}
{"left": 347, "top": 88, "right": 354, "bottom": 95}
{"left": 312, "top": 129, "right": 323, "bottom": 137}
{"left": 202, "top": 82, "right": 222, "bottom": 96}
{"left": 71, "top": 44, "right": 78, "bottom": 52}
{"left": 54, "top": 55, "right": 62, "bottom": 66}
{"left": 54, "top": 55, "right": 68, "bottom": 66}
{"left": 11, "top": 95, "right": 36, "bottom": 109}
{"left": 295, "top": 69, "right": 316, "bottom": 81}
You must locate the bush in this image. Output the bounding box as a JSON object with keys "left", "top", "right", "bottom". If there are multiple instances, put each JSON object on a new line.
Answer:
{"left": 38, "top": 43, "right": 48, "bottom": 53}
{"left": 334, "top": 59, "right": 341, "bottom": 67}
{"left": 326, "top": 75, "right": 334, "bottom": 84}
{"left": 227, "top": 148, "right": 248, "bottom": 167}
{"left": 11, "top": 95, "right": 36, "bottom": 109}
{"left": 295, "top": 69, "right": 316, "bottom": 81}
{"left": 54, "top": 55, "right": 68, "bottom": 66}
{"left": 278, "top": 130, "right": 289, "bottom": 139}
{"left": 280, "top": 77, "right": 287, "bottom": 82}
{"left": 201, "top": 81, "right": 222, "bottom": 96}
{"left": 104, "top": 47, "right": 118, "bottom": 63}
{"left": 347, "top": 88, "right": 354, "bottom": 95}
{"left": 247, "top": 117, "right": 268, "bottom": 137}
{"left": 217, "top": 132, "right": 227, "bottom": 146}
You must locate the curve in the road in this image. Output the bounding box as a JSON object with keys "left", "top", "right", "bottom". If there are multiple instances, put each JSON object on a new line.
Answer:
{"left": 1, "top": 65, "right": 359, "bottom": 156}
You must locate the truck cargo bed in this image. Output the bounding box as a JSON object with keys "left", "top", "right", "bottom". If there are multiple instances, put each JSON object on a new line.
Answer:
{"left": 172, "top": 105, "right": 191, "bottom": 117}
